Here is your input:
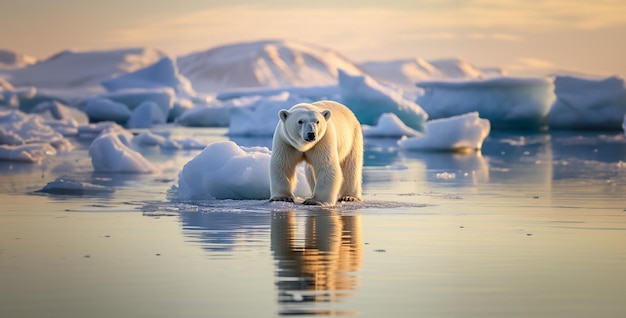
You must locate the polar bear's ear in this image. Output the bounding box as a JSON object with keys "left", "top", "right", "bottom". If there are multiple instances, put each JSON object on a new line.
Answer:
{"left": 322, "top": 110, "right": 332, "bottom": 121}
{"left": 279, "top": 110, "right": 289, "bottom": 122}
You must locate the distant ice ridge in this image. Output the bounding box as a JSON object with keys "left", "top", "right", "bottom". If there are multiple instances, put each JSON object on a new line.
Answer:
{"left": 0, "top": 49, "right": 37, "bottom": 69}
{"left": 4, "top": 48, "right": 165, "bottom": 91}
{"left": 417, "top": 77, "right": 554, "bottom": 130}
{"left": 398, "top": 112, "right": 491, "bottom": 152}
{"left": 175, "top": 141, "right": 310, "bottom": 200}
{"left": 549, "top": 75, "right": 626, "bottom": 130}
{"left": 360, "top": 57, "right": 504, "bottom": 89}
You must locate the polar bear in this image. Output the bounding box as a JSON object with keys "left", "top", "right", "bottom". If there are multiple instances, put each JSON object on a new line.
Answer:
{"left": 270, "top": 100, "right": 363, "bottom": 206}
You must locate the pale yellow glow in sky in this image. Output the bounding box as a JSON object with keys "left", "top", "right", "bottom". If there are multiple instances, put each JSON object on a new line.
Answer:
{"left": 1, "top": 0, "right": 625, "bottom": 76}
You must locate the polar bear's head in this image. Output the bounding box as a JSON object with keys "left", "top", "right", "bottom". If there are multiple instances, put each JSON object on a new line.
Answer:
{"left": 279, "top": 105, "right": 332, "bottom": 150}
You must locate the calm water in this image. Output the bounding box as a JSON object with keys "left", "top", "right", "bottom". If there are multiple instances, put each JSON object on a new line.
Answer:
{"left": 1, "top": 128, "right": 625, "bottom": 318}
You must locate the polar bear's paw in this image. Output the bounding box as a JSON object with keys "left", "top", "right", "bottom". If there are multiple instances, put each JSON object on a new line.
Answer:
{"left": 302, "top": 198, "right": 324, "bottom": 206}
{"left": 338, "top": 196, "right": 361, "bottom": 202}
{"left": 270, "top": 196, "right": 295, "bottom": 203}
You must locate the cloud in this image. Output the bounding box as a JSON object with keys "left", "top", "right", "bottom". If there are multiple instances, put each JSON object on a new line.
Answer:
{"left": 507, "top": 57, "right": 555, "bottom": 73}
{"left": 102, "top": 2, "right": 626, "bottom": 58}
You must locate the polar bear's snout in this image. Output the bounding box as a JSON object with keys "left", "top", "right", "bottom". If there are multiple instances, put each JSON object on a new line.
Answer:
{"left": 303, "top": 124, "right": 317, "bottom": 142}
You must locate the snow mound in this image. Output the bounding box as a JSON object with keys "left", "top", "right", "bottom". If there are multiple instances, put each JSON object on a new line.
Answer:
{"left": 417, "top": 77, "right": 555, "bottom": 129}
{"left": 89, "top": 130, "right": 157, "bottom": 173}
{"left": 362, "top": 113, "right": 421, "bottom": 138}
{"left": 398, "top": 112, "right": 490, "bottom": 152}
{"left": 102, "top": 57, "right": 195, "bottom": 97}
{"left": 177, "top": 39, "right": 364, "bottom": 93}
{"left": 5, "top": 47, "right": 165, "bottom": 89}
{"left": 338, "top": 70, "right": 428, "bottom": 131}
{"left": 0, "top": 49, "right": 37, "bottom": 69}
{"left": 176, "top": 141, "right": 310, "bottom": 200}
{"left": 37, "top": 176, "right": 115, "bottom": 195}
{"left": 227, "top": 92, "right": 310, "bottom": 136}
{"left": 549, "top": 75, "right": 626, "bottom": 130}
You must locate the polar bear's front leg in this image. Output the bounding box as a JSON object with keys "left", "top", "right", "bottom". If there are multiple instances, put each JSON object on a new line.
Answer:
{"left": 270, "top": 144, "right": 301, "bottom": 203}
{"left": 303, "top": 148, "right": 342, "bottom": 206}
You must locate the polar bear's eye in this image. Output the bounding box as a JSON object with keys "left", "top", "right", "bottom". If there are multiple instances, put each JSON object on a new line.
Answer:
{"left": 316, "top": 120, "right": 320, "bottom": 124}
{"left": 298, "top": 120, "right": 303, "bottom": 124}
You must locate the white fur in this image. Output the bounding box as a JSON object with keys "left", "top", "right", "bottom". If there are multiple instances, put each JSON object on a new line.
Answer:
{"left": 270, "top": 100, "right": 363, "bottom": 206}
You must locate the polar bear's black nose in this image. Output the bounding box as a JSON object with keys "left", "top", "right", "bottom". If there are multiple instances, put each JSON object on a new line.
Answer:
{"left": 306, "top": 132, "right": 316, "bottom": 141}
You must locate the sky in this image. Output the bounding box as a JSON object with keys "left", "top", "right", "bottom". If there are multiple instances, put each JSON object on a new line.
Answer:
{"left": 1, "top": 0, "right": 626, "bottom": 77}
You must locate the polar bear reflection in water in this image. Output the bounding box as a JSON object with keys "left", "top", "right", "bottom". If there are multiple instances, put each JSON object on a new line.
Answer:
{"left": 271, "top": 210, "right": 362, "bottom": 316}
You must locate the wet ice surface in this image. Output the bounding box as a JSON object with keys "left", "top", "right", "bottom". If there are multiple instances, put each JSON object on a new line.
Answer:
{"left": 1, "top": 128, "right": 626, "bottom": 318}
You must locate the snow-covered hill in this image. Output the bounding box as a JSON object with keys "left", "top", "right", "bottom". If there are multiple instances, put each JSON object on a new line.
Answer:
{"left": 177, "top": 39, "right": 365, "bottom": 93}
{"left": 0, "top": 49, "right": 37, "bottom": 70}
{"left": 4, "top": 48, "right": 165, "bottom": 89}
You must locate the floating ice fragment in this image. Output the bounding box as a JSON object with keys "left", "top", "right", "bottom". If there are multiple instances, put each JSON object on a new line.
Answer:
{"left": 398, "top": 112, "right": 490, "bottom": 152}
{"left": 362, "top": 113, "right": 421, "bottom": 138}
{"left": 89, "top": 131, "right": 157, "bottom": 173}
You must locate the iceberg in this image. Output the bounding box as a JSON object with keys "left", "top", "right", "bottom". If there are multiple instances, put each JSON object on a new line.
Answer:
{"left": 82, "top": 97, "right": 132, "bottom": 124}
{"left": 175, "top": 99, "right": 234, "bottom": 127}
{"left": 95, "top": 88, "right": 175, "bottom": 122}
{"left": 417, "top": 77, "right": 555, "bottom": 129}
{"left": 549, "top": 75, "right": 626, "bottom": 130}
{"left": 102, "top": 57, "right": 195, "bottom": 97}
{"left": 176, "top": 141, "right": 310, "bottom": 200}
{"left": 398, "top": 112, "right": 491, "bottom": 152}
{"left": 88, "top": 130, "right": 157, "bottom": 173}
{"left": 362, "top": 113, "right": 421, "bottom": 138}
{"left": 338, "top": 70, "right": 428, "bottom": 131}
{"left": 126, "top": 101, "right": 166, "bottom": 128}
{"left": 32, "top": 100, "right": 89, "bottom": 125}
{"left": 132, "top": 132, "right": 166, "bottom": 147}
{"left": 227, "top": 92, "right": 310, "bottom": 136}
